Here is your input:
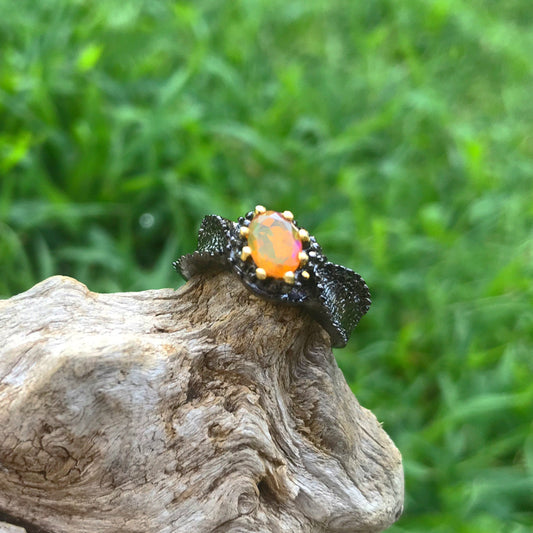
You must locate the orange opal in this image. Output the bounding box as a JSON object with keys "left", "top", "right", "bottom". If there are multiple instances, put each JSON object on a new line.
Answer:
{"left": 248, "top": 211, "right": 302, "bottom": 278}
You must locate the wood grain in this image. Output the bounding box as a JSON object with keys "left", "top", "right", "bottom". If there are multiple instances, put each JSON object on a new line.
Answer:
{"left": 0, "top": 273, "right": 403, "bottom": 532}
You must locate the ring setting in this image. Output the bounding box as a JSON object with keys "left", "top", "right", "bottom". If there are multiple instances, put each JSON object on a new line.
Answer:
{"left": 174, "top": 206, "right": 371, "bottom": 348}
{"left": 237, "top": 206, "right": 313, "bottom": 286}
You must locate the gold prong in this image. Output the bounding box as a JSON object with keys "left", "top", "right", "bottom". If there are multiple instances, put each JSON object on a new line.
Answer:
{"left": 282, "top": 210, "right": 294, "bottom": 222}
{"left": 283, "top": 271, "right": 295, "bottom": 284}
{"left": 240, "top": 226, "right": 250, "bottom": 238}
{"left": 298, "top": 228, "right": 310, "bottom": 242}
{"left": 254, "top": 205, "right": 266, "bottom": 216}
{"left": 256, "top": 267, "right": 267, "bottom": 280}
{"left": 298, "top": 251, "right": 309, "bottom": 265}
{"left": 241, "top": 246, "right": 252, "bottom": 261}
{"left": 302, "top": 270, "right": 310, "bottom": 280}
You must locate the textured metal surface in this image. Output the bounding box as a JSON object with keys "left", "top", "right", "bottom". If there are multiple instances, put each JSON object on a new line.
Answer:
{"left": 174, "top": 212, "right": 371, "bottom": 348}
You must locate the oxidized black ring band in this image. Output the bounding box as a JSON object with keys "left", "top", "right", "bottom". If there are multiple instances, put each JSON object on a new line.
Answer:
{"left": 174, "top": 206, "right": 371, "bottom": 348}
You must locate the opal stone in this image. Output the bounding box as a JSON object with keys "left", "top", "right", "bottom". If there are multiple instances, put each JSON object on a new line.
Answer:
{"left": 248, "top": 211, "right": 302, "bottom": 278}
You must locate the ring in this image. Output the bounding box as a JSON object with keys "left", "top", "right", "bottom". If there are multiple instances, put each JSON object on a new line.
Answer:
{"left": 174, "top": 206, "right": 371, "bottom": 348}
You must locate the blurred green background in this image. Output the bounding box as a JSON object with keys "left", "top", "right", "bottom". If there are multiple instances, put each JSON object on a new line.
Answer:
{"left": 1, "top": 0, "right": 532, "bottom": 531}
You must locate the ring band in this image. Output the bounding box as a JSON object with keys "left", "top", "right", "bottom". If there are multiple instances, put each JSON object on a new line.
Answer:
{"left": 174, "top": 206, "right": 371, "bottom": 348}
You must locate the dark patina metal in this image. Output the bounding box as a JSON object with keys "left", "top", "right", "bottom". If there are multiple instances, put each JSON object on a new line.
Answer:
{"left": 174, "top": 210, "right": 371, "bottom": 348}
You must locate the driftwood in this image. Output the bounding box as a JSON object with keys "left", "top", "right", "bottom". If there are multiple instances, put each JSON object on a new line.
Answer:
{"left": 0, "top": 272, "right": 403, "bottom": 533}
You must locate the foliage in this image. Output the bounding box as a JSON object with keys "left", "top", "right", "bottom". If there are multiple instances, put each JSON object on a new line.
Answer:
{"left": 1, "top": 0, "right": 532, "bottom": 530}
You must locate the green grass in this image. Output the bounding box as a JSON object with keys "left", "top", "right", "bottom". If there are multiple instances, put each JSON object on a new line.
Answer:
{"left": 1, "top": 0, "right": 532, "bottom": 530}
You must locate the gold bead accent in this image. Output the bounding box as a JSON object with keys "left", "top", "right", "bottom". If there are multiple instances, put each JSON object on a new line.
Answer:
{"left": 256, "top": 267, "right": 267, "bottom": 280}
{"left": 298, "top": 228, "right": 310, "bottom": 242}
{"left": 254, "top": 205, "right": 266, "bottom": 215}
{"left": 282, "top": 210, "right": 294, "bottom": 222}
{"left": 240, "top": 226, "right": 249, "bottom": 238}
{"left": 302, "top": 271, "right": 310, "bottom": 280}
{"left": 283, "top": 271, "right": 295, "bottom": 284}
{"left": 241, "top": 246, "right": 252, "bottom": 261}
{"left": 298, "top": 251, "right": 309, "bottom": 265}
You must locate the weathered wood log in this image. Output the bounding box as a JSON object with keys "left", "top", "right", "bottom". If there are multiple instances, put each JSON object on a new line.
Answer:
{"left": 0, "top": 273, "right": 403, "bottom": 533}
